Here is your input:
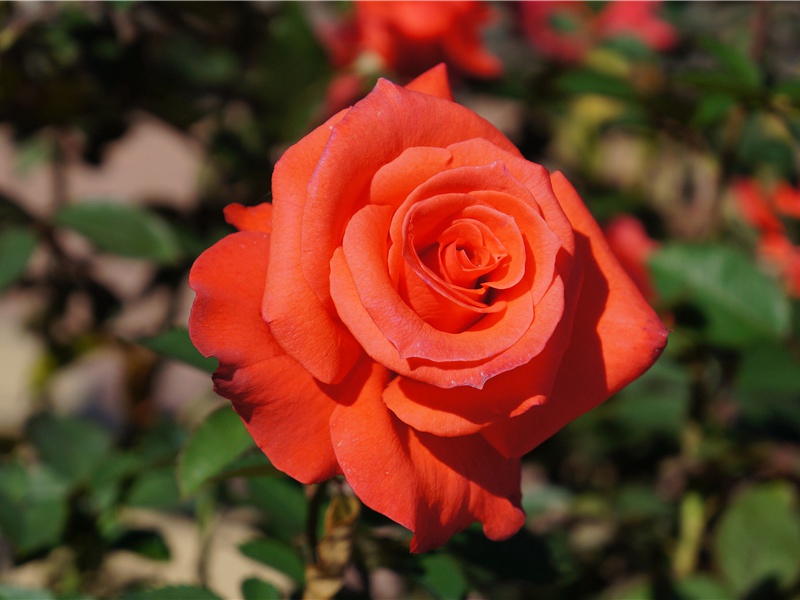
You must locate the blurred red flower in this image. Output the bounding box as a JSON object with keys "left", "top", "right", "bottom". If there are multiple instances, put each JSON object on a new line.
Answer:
{"left": 521, "top": 0, "right": 676, "bottom": 63}
{"left": 604, "top": 215, "right": 660, "bottom": 303}
{"left": 734, "top": 178, "right": 800, "bottom": 298}
{"left": 319, "top": 0, "right": 502, "bottom": 79}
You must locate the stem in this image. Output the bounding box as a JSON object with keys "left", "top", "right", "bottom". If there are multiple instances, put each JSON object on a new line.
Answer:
{"left": 305, "top": 480, "right": 329, "bottom": 564}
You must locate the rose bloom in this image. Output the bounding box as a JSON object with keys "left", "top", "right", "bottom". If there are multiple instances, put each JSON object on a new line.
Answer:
{"left": 603, "top": 215, "right": 660, "bottom": 303}
{"left": 189, "top": 66, "right": 668, "bottom": 552}
{"left": 734, "top": 179, "right": 800, "bottom": 298}
{"left": 319, "top": 0, "right": 502, "bottom": 79}
{"left": 521, "top": 0, "right": 677, "bottom": 63}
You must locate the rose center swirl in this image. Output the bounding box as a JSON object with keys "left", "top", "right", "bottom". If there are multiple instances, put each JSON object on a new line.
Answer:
{"left": 421, "top": 218, "right": 508, "bottom": 291}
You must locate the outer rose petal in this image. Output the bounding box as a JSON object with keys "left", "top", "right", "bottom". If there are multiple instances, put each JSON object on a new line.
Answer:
{"left": 266, "top": 109, "right": 363, "bottom": 385}
{"left": 223, "top": 203, "right": 273, "bottom": 233}
{"left": 189, "top": 232, "right": 340, "bottom": 482}
{"left": 481, "top": 172, "right": 668, "bottom": 458}
{"left": 404, "top": 63, "right": 455, "bottom": 101}
{"left": 330, "top": 363, "right": 525, "bottom": 553}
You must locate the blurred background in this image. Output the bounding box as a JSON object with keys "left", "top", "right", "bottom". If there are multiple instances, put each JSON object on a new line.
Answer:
{"left": 1, "top": 2, "right": 800, "bottom": 599}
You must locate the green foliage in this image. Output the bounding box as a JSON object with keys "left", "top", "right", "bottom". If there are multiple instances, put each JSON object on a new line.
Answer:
{"left": 138, "top": 328, "right": 217, "bottom": 373}
{"left": 419, "top": 553, "right": 469, "bottom": 599}
{"left": 246, "top": 477, "right": 307, "bottom": 543}
{"left": 241, "top": 578, "right": 281, "bottom": 600}
{"left": 177, "top": 406, "right": 256, "bottom": 497}
{"left": 26, "top": 413, "right": 113, "bottom": 485}
{"left": 650, "top": 244, "right": 791, "bottom": 346}
{"left": 713, "top": 482, "right": 800, "bottom": 595}
{"left": 0, "top": 462, "right": 69, "bottom": 555}
{"left": 53, "top": 202, "right": 182, "bottom": 264}
{"left": 239, "top": 538, "right": 305, "bottom": 585}
{"left": 0, "top": 227, "right": 37, "bottom": 291}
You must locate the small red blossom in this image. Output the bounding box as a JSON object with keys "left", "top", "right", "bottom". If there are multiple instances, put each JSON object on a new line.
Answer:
{"left": 318, "top": 0, "right": 502, "bottom": 80}
{"left": 521, "top": 0, "right": 676, "bottom": 63}
{"left": 734, "top": 178, "right": 800, "bottom": 298}
{"left": 604, "top": 215, "right": 660, "bottom": 303}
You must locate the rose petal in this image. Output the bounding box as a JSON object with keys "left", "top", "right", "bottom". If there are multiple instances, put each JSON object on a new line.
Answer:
{"left": 332, "top": 222, "right": 569, "bottom": 392}
{"left": 337, "top": 204, "right": 540, "bottom": 369}
{"left": 330, "top": 372, "right": 525, "bottom": 553}
{"left": 266, "top": 109, "right": 363, "bottom": 384}
{"left": 214, "top": 356, "right": 342, "bottom": 484}
{"left": 189, "top": 231, "right": 340, "bottom": 482}
{"left": 223, "top": 203, "right": 273, "bottom": 234}
{"left": 370, "top": 146, "right": 455, "bottom": 209}
{"left": 404, "top": 63, "right": 455, "bottom": 100}
{"left": 299, "top": 78, "right": 521, "bottom": 326}
{"left": 190, "top": 232, "right": 283, "bottom": 366}
{"left": 480, "top": 172, "right": 668, "bottom": 458}
{"left": 382, "top": 269, "right": 574, "bottom": 437}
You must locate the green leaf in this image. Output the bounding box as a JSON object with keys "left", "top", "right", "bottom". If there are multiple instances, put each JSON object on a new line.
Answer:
{"left": 698, "top": 37, "right": 761, "bottom": 88}
{"left": 177, "top": 407, "right": 255, "bottom": 497}
{"left": 0, "top": 463, "right": 69, "bottom": 555}
{"left": 239, "top": 539, "right": 305, "bottom": 585}
{"left": 125, "top": 468, "right": 181, "bottom": 509}
{"left": 738, "top": 343, "right": 800, "bottom": 394}
{"left": 677, "top": 70, "right": 759, "bottom": 97}
{"left": 692, "top": 94, "right": 736, "bottom": 128}
{"left": 556, "top": 69, "right": 637, "bottom": 99}
{"left": 53, "top": 202, "right": 181, "bottom": 264}
{"left": 615, "top": 485, "right": 669, "bottom": 522}
{"left": 247, "top": 477, "right": 307, "bottom": 543}
{"left": 0, "top": 227, "right": 37, "bottom": 291}
{"left": 674, "top": 575, "right": 733, "bottom": 600}
{"left": 138, "top": 328, "right": 217, "bottom": 373}
{"left": 714, "top": 482, "right": 800, "bottom": 595}
{"left": 649, "top": 244, "right": 791, "bottom": 346}
{"left": 774, "top": 80, "right": 800, "bottom": 103}
{"left": 737, "top": 113, "right": 795, "bottom": 175}
{"left": 611, "top": 357, "right": 689, "bottom": 442}
{"left": 122, "top": 586, "right": 222, "bottom": 600}
{"left": 214, "top": 452, "right": 277, "bottom": 481}
{"left": 420, "top": 553, "right": 469, "bottom": 599}
{"left": 26, "top": 413, "right": 113, "bottom": 484}
{"left": 241, "top": 578, "right": 281, "bottom": 600}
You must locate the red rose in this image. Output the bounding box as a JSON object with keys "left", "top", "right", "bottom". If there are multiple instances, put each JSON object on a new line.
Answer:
{"left": 521, "top": 0, "right": 676, "bottom": 64}
{"left": 734, "top": 179, "right": 800, "bottom": 298}
{"left": 189, "top": 66, "right": 667, "bottom": 552}
{"left": 603, "top": 215, "right": 660, "bottom": 303}
{"left": 319, "top": 0, "right": 502, "bottom": 79}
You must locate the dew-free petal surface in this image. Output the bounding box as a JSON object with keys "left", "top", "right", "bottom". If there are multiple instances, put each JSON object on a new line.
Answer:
{"left": 223, "top": 203, "right": 273, "bottom": 234}
{"left": 481, "top": 173, "right": 668, "bottom": 458}
{"left": 266, "top": 110, "right": 362, "bottom": 384}
{"left": 189, "top": 231, "right": 340, "bottom": 482}
{"left": 330, "top": 371, "right": 525, "bottom": 553}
